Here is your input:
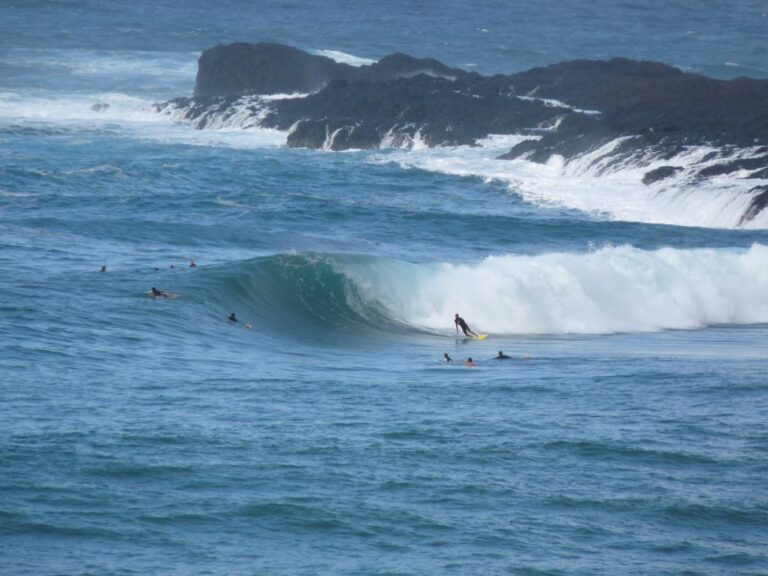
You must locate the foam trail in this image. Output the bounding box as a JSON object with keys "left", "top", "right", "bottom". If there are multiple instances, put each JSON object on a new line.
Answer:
{"left": 372, "top": 137, "right": 768, "bottom": 229}
{"left": 342, "top": 244, "right": 768, "bottom": 335}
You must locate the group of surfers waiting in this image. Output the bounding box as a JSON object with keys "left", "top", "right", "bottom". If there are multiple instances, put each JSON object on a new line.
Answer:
{"left": 450, "top": 313, "right": 528, "bottom": 366}
{"left": 444, "top": 351, "right": 515, "bottom": 367}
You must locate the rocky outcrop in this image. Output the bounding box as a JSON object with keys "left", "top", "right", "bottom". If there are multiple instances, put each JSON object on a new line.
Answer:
{"left": 194, "top": 43, "right": 352, "bottom": 97}
{"left": 158, "top": 42, "right": 768, "bottom": 223}
{"left": 193, "top": 43, "right": 466, "bottom": 98}
{"left": 740, "top": 186, "right": 768, "bottom": 225}
{"left": 178, "top": 43, "right": 768, "bottom": 152}
{"left": 641, "top": 166, "right": 683, "bottom": 185}
{"left": 269, "top": 75, "right": 566, "bottom": 149}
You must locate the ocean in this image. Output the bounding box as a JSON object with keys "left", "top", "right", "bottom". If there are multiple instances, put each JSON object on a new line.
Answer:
{"left": 1, "top": 1, "right": 767, "bottom": 574}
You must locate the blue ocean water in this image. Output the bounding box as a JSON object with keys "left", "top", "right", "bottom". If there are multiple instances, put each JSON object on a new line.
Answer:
{"left": 1, "top": 2, "right": 767, "bottom": 575}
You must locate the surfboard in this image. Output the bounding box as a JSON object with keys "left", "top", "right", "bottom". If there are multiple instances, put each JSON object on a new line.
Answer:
{"left": 473, "top": 334, "right": 488, "bottom": 340}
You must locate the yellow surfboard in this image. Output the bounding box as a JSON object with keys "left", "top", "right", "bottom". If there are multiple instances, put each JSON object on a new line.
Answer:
{"left": 473, "top": 334, "right": 488, "bottom": 340}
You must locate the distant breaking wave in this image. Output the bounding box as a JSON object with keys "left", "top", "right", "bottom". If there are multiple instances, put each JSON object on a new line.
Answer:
{"left": 311, "top": 49, "right": 377, "bottom": 67}
{"left": 0, "top": 89, "right": 288, "bottom": 148}
{"left": 374, "top": 136, "right": 768, "bottom": 230}
{"left": 196, "top": 245, "right": 768, "bottom": 336}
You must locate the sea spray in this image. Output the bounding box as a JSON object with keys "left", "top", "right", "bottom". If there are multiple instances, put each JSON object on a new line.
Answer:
{"left": 339, "top": 244, "right": 768, "bottom": 334}
{"left": 372, "top": 137, "right": 768, "bottom": 229}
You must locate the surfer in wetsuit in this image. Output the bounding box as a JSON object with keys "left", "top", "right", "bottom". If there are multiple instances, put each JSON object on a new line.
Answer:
{"left": 150, "top": 287, "right": 170, "bottom": 298}
{"left": 454, "top": 313, "right": 478, "bottom": 338}
{"left": 227, "top": 312, "right": 238, "bottom": 323}
{"left": 444, "top": 353, "right": 453, "bottom": 362}
{"left": 494, "top": 351, "right": 511, "bottom": 360}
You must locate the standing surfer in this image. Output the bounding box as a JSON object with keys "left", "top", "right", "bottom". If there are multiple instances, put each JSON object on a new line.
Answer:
{"left": 454, "top": 313, "right": 478, "bottom": 338}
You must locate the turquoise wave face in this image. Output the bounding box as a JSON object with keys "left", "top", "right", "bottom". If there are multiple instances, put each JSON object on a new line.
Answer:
{"left": 194, "top": 253, "right": 398, "bottom": 336}
{"left": 128, "top": 244, "right": 768, "bottom": 341}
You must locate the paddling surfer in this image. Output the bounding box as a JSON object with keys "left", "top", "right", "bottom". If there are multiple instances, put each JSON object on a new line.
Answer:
{"left": 150, "top": 287, "right": 170, "bottom": 298}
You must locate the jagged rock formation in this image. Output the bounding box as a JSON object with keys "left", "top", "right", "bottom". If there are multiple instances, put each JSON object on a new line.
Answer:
{"left": 194, "top": 42, "right": 464, "bottom": 97}
{"left": 157, "top": 42, "right": 768, "bottom": 223}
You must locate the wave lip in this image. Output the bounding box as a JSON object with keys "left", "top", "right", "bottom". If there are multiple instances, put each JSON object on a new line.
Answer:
{"left": 391, "top": 244, "right": 768, "bottom": 335}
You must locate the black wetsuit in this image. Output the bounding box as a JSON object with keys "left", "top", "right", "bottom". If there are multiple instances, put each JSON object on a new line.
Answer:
{"left": 455, "top": 316, "right": 471, "bottom": 336}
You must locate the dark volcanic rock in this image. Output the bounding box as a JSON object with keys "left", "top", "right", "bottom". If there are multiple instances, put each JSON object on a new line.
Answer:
{"left": 642, "top": 165, "right": 683, "bottom": 185}
{"left": 265, "top": 75, "right": 567, "bottom": 148}
{"left": 185, "top": 43, "right": 768, "bottom": 152}
{"left": 194, "top": 43, "right": 467, "bottom": 98}
{"left": 356, "top": 53, "right": 464, "bottom": 82}
{"left": 163, "top": 42, "right": 768, "bottom": 222}
{"left": 740, "top": 186, "right": 768, "bottom": 224}
{"left": 194, "top": 43, "right": 354, "bottom": 97}
{"left": 507, "top": 58, "right": 768, "bottom": 145}
{"left": 696, "top": 155, "right": 768, "bottom": 178}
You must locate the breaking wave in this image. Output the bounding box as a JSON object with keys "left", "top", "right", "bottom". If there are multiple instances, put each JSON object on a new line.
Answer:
{"left": 197, "top": 245, "right": 768, "bottom": 336}
{"left": 0, "top": 90, "right": 288, "bottom": 148}
{"left": 373, "top": 135, "right": 768, "bottom": 230}
{"left": 0, "top": 90, "right": 165, "bottom": 123}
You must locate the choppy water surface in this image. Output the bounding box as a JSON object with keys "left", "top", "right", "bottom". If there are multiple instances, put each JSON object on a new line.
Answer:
{"left": 1, "top": 2, "right": 767, "bottom": 575}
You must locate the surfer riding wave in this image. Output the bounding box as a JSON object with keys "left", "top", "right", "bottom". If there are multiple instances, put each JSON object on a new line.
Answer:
{"left": 454, "top": 313, "right": 478, "bottom": 338}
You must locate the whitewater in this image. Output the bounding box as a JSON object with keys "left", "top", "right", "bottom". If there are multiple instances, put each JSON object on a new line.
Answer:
{"left": 2, "top": 2, "right": 767, "bottom": 576}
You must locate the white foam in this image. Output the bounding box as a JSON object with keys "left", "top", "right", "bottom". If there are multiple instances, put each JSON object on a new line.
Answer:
{"left": 0, "top": 90, "right": 289, "bottom": 149}
{"left": 131, "top": 122, "right": 288, "bottom": 150}
{"left": 259, "top": 92, "right": 309, "bottom": 101}
{"left": 312, "top": 49, "right": 377, "bottom": 67}
{"left": 0, "top": 90, "right": 167, "bottom": 123}
{"left": 370, "top": 136, "right": 768, "bottom": 229}
{"left": 343, "top": 244, "right": 768, "bottom": 335}
{"left": 516, "top": 95, "right": 601, "bottom": 115}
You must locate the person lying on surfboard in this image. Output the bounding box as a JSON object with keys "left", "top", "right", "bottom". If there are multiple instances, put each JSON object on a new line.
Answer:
{"left": 494, "top": 351, "right": 511, "bottom": 360}
{"left": 227, "top": 312, "right": 253, "bottom": 329}
{"left": 454, "top": 313, "right": 478, "bottom": 338}
{"left": 150, "top": 287, "right": 171, "bottom": 298}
